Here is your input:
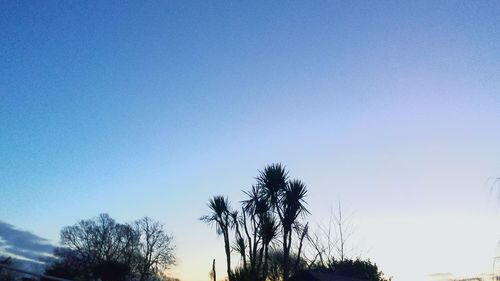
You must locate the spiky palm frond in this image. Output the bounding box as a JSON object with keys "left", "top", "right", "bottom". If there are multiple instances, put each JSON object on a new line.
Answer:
{"left": 257, "top": 164, "right": 288, "bottom": 207}
{"left": 200, "top": 195, "right": 231, "bottom": 235}
{"left": 242, "top": 185, "right": 264, "bottom": 215}
{"left": 282, "top": 179, "right": 309, "bottom": 227}
{"left": 209, "top": 196, "right": 231, "bottom": 218}
{"left": 232, "top": 236, "right": 247, "bottom": 256}
{"left": 259, "top": 215, "right": 279, "bottom": 245}
{"left": 230, "top": 210, "right": 239, "bottom": 228}
{"left": 201, "top": 196, "right": 234, "bottom": 281}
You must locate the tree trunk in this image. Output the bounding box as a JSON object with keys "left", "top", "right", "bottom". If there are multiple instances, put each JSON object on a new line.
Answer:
{"left": 294, "top": 224, "right": 308, "bottom": 271}
{"left": 282, "top": 229, "right": 289, "bottom": 281}
{"left": 242, "top": 209, "right": 253, "bottom": 270}
{"left": 213, "top": 259, "right": 217, "bottom": 281}
{"left": 224, "top": 230, "right": 232, "bottom": 281}
{"left": 262, "top": 243, "right": 270, "bottom": 281}
{"left": 256, "top": 244, "right": 264, "bottom": 280}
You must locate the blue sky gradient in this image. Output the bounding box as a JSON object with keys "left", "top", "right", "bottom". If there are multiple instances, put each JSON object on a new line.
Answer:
{"left": 1, "top": 1, "right": 500, "bottom": 281}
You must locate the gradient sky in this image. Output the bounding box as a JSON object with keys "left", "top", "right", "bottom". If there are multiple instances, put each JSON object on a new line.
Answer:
{"left": 1, "top": 1, "right": 500, "bottom": 281}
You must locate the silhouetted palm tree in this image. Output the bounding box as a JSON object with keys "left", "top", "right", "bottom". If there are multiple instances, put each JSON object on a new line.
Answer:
{"left": 242, "top": 185, "right": 267, "bottom": 217}
{"left": 200, "top": 196, "right": 233, "bottom": 281}
{"left": 202, "top": 164, "right": 309, "bottom": 281}
{"left": 257, "top": 164, "right": 309, "bottom": 281}
{"left": 283, "top": 179, "right": 309, "bottom": 226}
{"left": 231, "top": 210, "right": 247, "bottom": 270}
{"left": 259, "top": 214, "right": 278, "bottom": 281}
{"left": 257, "top": 164, "right": 288, "bottom": 210}
{"left": 242, "top": 184, "right": 269, "bottom": 278}
{"left": 281, "top": 179, "right": 308, "bottom": 281}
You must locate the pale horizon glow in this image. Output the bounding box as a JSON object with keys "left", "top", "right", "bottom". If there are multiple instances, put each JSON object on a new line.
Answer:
{"left": 1, "top": 2, "right": 500, "bottom": 281}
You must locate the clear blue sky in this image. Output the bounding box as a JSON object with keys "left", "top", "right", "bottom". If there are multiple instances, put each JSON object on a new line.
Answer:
{"left": 1, "top": 1, "right": 500, "bottom": 281}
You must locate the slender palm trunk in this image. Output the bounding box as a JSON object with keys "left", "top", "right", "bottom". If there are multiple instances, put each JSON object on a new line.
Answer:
{"left": 242, "top": 210, "right": 253, "bottom": 272}
{"left": 256, "top": 244, "right": 264, "bottom": 279}
{"left": 262, "top": 243, "right": 270, "bottom": 281}
{"left": 251, "top": 218, "right": 259, "bottom": 277}
{"left": 234, "top": 221, "right": 247, "bottom": 270}
{"left": 282, "top": 229, "right": 289, "bottom": 281}
{"left": 224, "top": 229, "right": 232, "bottom": 281}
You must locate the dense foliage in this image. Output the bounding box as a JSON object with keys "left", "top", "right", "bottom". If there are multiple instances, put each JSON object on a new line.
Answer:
{"left": 312, "top": 258, "right": 390, "bottom": 281}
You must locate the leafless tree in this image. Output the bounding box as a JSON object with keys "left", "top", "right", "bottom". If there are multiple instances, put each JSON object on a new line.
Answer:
{"left": 60, "top": 214, "right": 136, "bottom": 266}
{"left": 306, "top": 202, "right": 355, "bottom": 268}
{"left": 135, "top": 217, "right": 176, "bottom": 281}
{"left": 54, "top": 214, "right": 175, "bottom": 281}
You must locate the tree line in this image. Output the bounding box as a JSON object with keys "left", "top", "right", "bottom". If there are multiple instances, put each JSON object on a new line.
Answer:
{"left": 1, "top": 214, "right": 176, "bottom": 281}
{"left": 201, "top": 163, "right": 390, "bottom": 281}
{"left": 1, "top": 163, "right": 390, "bottom": 281}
